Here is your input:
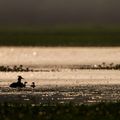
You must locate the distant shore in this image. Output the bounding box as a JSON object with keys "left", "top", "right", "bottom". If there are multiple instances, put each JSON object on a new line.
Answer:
{"left": 0, "top": 27, "right": 120, "bottom": 46}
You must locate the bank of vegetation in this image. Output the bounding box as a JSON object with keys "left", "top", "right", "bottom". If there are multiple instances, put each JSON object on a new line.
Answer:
{"left": 1, "top": 62, "right": 120, "bottom": 72}
{"left": 0, "top": 26, "right": 120, "bottom": 46}
{"left": 0, "top": 102, "right": 120, "bottom": 120}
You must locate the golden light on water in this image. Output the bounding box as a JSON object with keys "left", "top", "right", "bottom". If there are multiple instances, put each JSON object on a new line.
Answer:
{"left": 0, "top": 47, "right": 120, "bottom": 65}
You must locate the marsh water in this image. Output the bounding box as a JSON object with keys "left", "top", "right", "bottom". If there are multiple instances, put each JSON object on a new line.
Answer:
{"left": 0, "top": 47, "right": 120, "bottom": 104}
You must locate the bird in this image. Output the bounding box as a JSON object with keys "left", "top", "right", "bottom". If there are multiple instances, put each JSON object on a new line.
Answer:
{"left": 9, "top": 81, "right": 27, "bottom": 88}
{"left": 18, "top": 82, "right": 27, "bottom": 88}
{"left": 30, "top": 82, "right": 36, "bottom": 88}
{"left": 9, "top": 76, "right": 27, "bottom": 88}
{"left": 17, "top": 75, "right": 24, "bottom": 82}
{"left": 9, "top": 82, "right": 19, "bottom": 88}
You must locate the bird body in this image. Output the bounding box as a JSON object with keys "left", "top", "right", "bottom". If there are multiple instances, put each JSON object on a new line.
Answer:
{"left": 9, "top": 82, "right": 27, "bottom": 88}
{"left": 9, "top": 76, "right": 27, "bottom": 88}
{"left": 31, "top": 82, "right": 36, "bottom": 88}
{"left": 9, "top": 82, "right": 19, "bottom": 88}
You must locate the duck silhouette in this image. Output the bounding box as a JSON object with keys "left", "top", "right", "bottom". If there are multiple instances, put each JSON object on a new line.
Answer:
{"left": 30, "top": 82, "right": 36, "bottom": 88}
{"left": 9, "top": 76, "right": 27, "bottom": 88}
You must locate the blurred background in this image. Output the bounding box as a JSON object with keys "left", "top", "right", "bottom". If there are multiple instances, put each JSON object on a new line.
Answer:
{"left": 0, "top": 0, "right": 120, "bottom": 46}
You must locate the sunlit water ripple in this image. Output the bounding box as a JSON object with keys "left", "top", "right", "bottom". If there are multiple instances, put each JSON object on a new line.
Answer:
{"left": 0, "top": 47, "right": 120, "bottom": 104}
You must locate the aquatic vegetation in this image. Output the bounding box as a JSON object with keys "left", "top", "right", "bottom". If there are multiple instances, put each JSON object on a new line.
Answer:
{"left": 69, "top": 63, "right": 120, "bottom": 70}
{"left": 1, "top": 63, "right": 120, "bottom": 72}
{"left": 0, "top": 65, "right": 33, "bottom": 72}
{"left": 0, "top": 102, "right": 120, "bottom": 120}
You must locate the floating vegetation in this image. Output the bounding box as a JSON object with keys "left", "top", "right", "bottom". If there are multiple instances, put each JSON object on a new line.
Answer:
{"left": 0, "top": 62, "right": 120, "bottom": 72}
{"left": 61, "top": 62, "right": 120, "bottom": 70}
{"left": 0, "top": 65, "right": 33, "bottom": 72}
{"left": 0, "top": 65, "right": 60, "bottom": 72}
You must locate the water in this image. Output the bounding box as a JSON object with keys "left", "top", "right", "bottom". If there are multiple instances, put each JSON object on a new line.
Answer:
{"left": 0, "top": 70, "right": 120, "bottom": 86}
{"left": 0, "top": 47, "right": 120, "bottom": 65}
{"left": 0, "top": 47, "right": 120, "bottom": 104}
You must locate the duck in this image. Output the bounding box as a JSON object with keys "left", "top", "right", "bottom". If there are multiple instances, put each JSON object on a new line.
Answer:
{"left": 9, "top": 81, "right": 27, "bottom": 88}
{"left": 9, "top": 82, "right": 19, "bottom": 88}
{"left": 9, "top": 76, "right": 27, "bottom": 88}
{"left": 30, "top": 82, "right": 36, "bottom": 88}
{"left": 18, "top": 81, "right": 27, "bottom": 88}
